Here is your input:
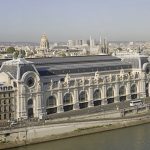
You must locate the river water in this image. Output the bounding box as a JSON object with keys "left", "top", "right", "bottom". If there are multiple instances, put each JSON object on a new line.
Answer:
{"left": 11, "top": 123, "right": 150, "bottom": 150}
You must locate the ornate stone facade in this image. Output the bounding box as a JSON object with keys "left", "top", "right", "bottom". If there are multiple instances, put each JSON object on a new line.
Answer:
{"left": 0, "top": 54, "right": 149, "bottom": 121}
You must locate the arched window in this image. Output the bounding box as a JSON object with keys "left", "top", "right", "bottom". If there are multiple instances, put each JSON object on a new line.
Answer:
{"left": 106, "top": 87, "right": 114, "bottom": 98}
{"left": 119, "top": 86, "right": 126, "bottom": 96}
{"left": 131, "top": 84, "right": 137, "bottom": 94}
{"left": 27, "top": 99, "right": 33, "bottom": 106}
{"left": 63, "top": 93, "right": 73, "bottom": 105}
{"left": 79, "top": 91, "right": 87, "bottom": 102}
{"left": 93, "top": 89, "right": 101, "bottom": 100}
{"left": 46, "top": 96, "right": 56, "bottom": 107}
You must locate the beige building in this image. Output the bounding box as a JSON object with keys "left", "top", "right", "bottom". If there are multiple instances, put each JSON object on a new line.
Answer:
{"left": 0, "top": 54, "right": 149, "bottom": 121}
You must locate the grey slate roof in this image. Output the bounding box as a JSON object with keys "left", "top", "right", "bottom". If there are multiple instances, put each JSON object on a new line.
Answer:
{"left": 30, "top": 55, "right": 121, "bottom": 65}
{"left": 0, "top": 55, "right": 132, "bottom": 78}
{"left": 0, "top": 55, "right": 120, "bottom": 66}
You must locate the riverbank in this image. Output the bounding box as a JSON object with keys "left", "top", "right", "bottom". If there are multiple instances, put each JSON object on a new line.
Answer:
{"left": 1, "top": 114, "right": 150, "bottom": 150}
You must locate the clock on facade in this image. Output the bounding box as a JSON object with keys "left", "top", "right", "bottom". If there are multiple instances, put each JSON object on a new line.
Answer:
{"left": 26, "top": 77, "right": 35, "bottom": 87}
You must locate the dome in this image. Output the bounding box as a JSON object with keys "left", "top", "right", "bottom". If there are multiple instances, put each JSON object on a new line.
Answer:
{"left": 41, "top": 34, "right": 49, "bottom": 42}
{"left": 40, "top": 34, "right": 49, "bottom": 50}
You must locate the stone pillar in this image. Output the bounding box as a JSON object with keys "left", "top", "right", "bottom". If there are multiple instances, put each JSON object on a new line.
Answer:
{"left": 57, "top": 91, "right": 64, "bottom": 113}
{"left": 36, "top": 93, "right": 43, "bottom": 119}
{"left": 126, "top": 82, "right": 131, "bottom": 101}
{"left": 114, "top": 83, "right": 119, "bottom": 103}
{"left": 19, "top": 85, "right": 27, "bottom": 119}
{"left": 88, "top": 87, "right": 94, "bottom": 107}
{"left": 73, "top": 89, "right": 79, "bottom": 110}
{"left": 140, "top": 75, "right": 146, "bottom": 98}
{"left": 101, "top": 85, "right": 107, "bottom": 105}
{"left": 20, "top": 96, "right": 27, "bottom": 119}
{"left": 137, "top": 81, "right": 141, "bottom": 98}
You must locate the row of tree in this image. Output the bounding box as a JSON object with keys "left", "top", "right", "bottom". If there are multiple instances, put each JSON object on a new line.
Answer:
{"left": 6, "top": 47, "right": 26, "bottom": 58}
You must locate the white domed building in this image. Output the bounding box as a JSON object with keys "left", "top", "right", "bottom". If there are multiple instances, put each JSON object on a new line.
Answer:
{"left": 40, "top": 34, "right": 49, "bottom": 50}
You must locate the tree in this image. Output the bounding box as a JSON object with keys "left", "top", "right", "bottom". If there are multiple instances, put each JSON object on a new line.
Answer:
{"left": 117, "top": 47, "right": 122, "bottom": 51}
{"left": 7, "top": 47, "right": 15, "bottom": 53}
{"left": 60, "top": 52, "right": 66, "bottom": 57}
{"left": 20, "top": 50, "right": 26, "bottom": 57}
{"left": 13, "top": 51, "right": 19, "bottom": 59}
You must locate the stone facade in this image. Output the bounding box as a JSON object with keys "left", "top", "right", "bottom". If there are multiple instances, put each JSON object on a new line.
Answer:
{"left": 0, "top": 54, "right": 149, "bottom": 121}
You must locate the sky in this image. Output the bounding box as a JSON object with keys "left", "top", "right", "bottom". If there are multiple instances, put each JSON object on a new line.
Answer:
{"left": 0, "top": 0, "right": 150, "bottom": 42}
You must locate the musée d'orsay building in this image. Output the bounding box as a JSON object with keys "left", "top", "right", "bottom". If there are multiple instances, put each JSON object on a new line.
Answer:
{"left": 0, "top": 54, "right": 149, "bottom": 121}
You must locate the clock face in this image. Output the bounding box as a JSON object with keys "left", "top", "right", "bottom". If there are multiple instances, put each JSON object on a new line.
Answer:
{"left": 26, "top": 77, "right": 35, "bottom": 87}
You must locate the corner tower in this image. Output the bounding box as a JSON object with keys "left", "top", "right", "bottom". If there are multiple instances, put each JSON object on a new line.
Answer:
{"left": 0, "top": 57, "right": 42, "bottom": 119}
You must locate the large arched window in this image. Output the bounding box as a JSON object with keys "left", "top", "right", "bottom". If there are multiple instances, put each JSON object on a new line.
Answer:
{"left": 63, "top": 93, "right": 73, "bottom": 105}
{"left": 119, "top": 86, "right": 126, "bottom": 96}
{"left": 93, "top": 89, "right": 101, "bottom": 100}
{"left": 46, "top": 96, "right": 56, "bottom": 107}
{"left": 79, "top": 91, "right": 87, "bottom": 102}
{"left": 106, "top": 87, "right": 114, "bottom": 98}
{"left": 130, "top": 84, "right": 137, "bottom": 94}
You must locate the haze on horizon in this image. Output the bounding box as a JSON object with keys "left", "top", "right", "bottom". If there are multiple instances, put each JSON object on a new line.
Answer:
{"left": 0, "top": 0, "right": 150, "bottom": 42}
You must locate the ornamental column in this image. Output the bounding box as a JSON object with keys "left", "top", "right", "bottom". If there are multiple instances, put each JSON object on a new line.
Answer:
{"left": 73, "top": 89, "right": 79, "bottom": 110}
{"left": 88, "top": 87, "right": 94, "bottom": 107}
{"left": 140, "top": 72, "right": 146, "bottom": 98}
{"left": 126, "top": 81, "right": 131, "bottom": 101}
{"left": 114, "top": 83, "right": 119, "bottom": 103}
{"left": 57, "top": 91, "right": 64, "bottom": 113}
{"left": 101, "top": 84, "right": 107, "bottom": 105}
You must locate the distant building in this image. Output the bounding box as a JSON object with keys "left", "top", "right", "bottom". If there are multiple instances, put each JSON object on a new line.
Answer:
{"left": 40, "top": 34, "right": 49, "bottom": 50}
{"left": 68, "top": 40, "right": 75, "bottom": 47}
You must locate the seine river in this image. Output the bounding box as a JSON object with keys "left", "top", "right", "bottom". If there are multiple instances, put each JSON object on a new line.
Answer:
{"left": 11, "top": 123, "right": 150, "bottom": 150}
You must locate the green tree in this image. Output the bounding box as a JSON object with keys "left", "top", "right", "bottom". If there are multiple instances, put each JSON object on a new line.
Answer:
{"left": 7, "top": 47, "right": 15, "bottom": 53}
{"left": 117, "top": 47, "right": 122, "bottom": 51}
{"left": 60, "top": 52, "right": 66, "bottom": 57}
{"left": 13, "top": 51, "right": 19, "bottom": 59}
{"left": 20, "top": 50, "right": 26, "bottom": 57}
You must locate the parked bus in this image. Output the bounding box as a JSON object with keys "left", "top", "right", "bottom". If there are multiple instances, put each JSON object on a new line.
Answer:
{"left": 130, "top": 100, "right": 143, "bottom": 107}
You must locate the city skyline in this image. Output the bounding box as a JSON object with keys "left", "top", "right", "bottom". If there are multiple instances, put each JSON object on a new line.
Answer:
{"left": 0, "top": 0, "right": 150, "bottom": 42}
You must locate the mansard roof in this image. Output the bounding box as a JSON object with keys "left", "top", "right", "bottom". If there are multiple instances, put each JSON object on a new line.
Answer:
{"left": 29, "top": 55, "right": 121, "bottom": 65}
{"left": 119, "top": 54, "right": 149, "bottom": 69}
{"left": 0, "top": 55, "right": 132, "bottom": 78}
{"left": 0, "top": 58, "right": 38, "bottom": 80}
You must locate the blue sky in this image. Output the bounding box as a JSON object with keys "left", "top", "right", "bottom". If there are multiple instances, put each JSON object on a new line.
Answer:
{"left": 0, "top": 0, "right": 150, "bottom": 42}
